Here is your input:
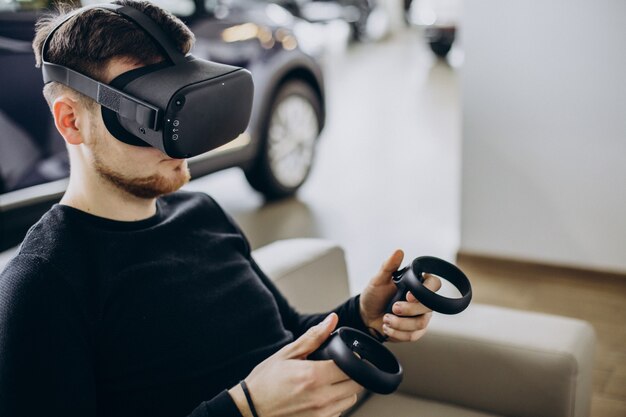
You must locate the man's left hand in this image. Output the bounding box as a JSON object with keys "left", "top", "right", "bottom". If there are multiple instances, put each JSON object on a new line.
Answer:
{"left": 359, "top": 250, "right": 442, "bottom": 342}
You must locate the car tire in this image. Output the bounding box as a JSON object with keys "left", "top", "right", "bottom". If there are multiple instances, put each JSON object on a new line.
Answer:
{"left": 426, "top": 26, "right": 456, "bottom": 58}
{"left": 429, "top": 40, "right": 453, "bottom": 58}
{"left": 245, "top": 80, "right": 322, "bottom": 200}
{"left": 350, "top": 0, "right": 373, "bottom": 42}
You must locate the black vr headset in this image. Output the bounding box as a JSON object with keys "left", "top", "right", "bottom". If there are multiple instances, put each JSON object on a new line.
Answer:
{"left": 41, "top": 3, "right": 254, "bottom": 158}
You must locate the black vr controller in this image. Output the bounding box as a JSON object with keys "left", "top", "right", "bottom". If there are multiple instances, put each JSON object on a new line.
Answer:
{"left": 386, "top": 256, "right": 473, "bottom": 317}
{"left": 309, "top": 327, "right": 403, "bottom": 395}
{"left": 310, "top": 256, "right": 472, "bottom": 395}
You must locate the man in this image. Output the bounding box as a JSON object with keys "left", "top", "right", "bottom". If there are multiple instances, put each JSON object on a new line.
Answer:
{"left": 0, "top": 1, "right": 441, "bottom": 416}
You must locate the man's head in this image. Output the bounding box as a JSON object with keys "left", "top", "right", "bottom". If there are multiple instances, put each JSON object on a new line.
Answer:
{"left": 32, "top": 1, "right": 195, "bottom": 199}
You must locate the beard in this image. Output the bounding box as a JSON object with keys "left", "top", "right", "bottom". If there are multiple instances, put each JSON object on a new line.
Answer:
{"left": 91, "top": 134, "right": 190, "bottom": 199}
{"left": 93, "top": 155, "right": 190, "bottom": 199}
{"left": 87, "top": 116, "right": 191, "bottom": 199}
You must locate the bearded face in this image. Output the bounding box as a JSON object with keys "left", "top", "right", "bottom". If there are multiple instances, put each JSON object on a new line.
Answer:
{"left": 65, "top": 58, "right": 192, "bottom": 200}
{"left": 87, "top": 115, "right": 191, "bottom": 199}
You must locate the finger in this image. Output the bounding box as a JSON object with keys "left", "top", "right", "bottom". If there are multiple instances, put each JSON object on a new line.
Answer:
{"left": 319, "top": 392, "right": 359, "bottom": 417}
{"left": 313, "top": 360, "right": 352, "bottom": 384}
{"left": 394, "top": 273, "right": 443, "bottom": 316}
{"left": 392, "top": 301, "right": 431, "bottom": 317}
{"left": 383, "top": 312, "right": 432, "bottom": 332}
{"left": 369, "top": 249, "right": 404, "bottom": 286}
{"left": 280, "top": 313, "right": 338, "bottom": 359}
{"left": 382, "top": 325, "right": 428, "bottom": 343}
{"left": 404, "top": 274, "right": 442, "bottom": 304}
{"left": 319, "top": 379, "right": 363, "bottom": 402}
{"left": 301, "top": 379, "right": 360, "bottom": 416}
{"left": 422, "top": 273, "right": 443, "bottom": 292}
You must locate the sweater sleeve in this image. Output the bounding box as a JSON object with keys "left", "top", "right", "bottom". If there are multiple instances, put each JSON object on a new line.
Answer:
{"left": 0, "top": 254, "right": 243, "bottom": 417}
{"left": 0, "top": 254, "right": 97, "bottom": 417}
{"left": 188, "top": 390, "right": 243, "bottom": 417}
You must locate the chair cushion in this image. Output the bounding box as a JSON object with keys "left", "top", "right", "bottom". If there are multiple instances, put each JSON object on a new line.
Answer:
{"left": 252, "top": 238, "right": 351, "bottom": 313}
{"left": 350, "top": 392, "right": 502, "bottom": 417}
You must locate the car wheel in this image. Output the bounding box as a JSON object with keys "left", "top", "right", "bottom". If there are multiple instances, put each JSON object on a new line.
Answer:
{"left": 429, "top": 39, "right": 453, "bottom": 57}
{"left": 245, "top": 80, "right": 322, "bottom": 200}
{"left": 350, "top": 0, "right": 373, "bottom": 41}
{"left": 425, "top": 26, "right": 456, "bottom": 58}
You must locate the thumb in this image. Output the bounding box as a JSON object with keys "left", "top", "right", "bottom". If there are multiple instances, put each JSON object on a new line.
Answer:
{"left": 280, "top": 313, "right": 338, "bottom": 359}
{"left": 369, "top": 249, "right": 404, "bottom": 286}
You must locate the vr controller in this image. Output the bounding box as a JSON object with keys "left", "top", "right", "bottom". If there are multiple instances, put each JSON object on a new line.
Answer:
{"left": 310, "top": 256, "right": 472, "bottom": 395}
{"left": 309, "top": 327, "right": 402, "bottom": 394}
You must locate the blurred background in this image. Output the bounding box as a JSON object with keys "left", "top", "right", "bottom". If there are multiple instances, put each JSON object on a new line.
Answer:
{"left": 0, "top": 0, "right": 624, "bottom": 415}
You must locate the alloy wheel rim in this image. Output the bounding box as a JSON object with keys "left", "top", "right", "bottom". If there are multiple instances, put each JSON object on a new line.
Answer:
{"left": 267, "top": 94, "right": 319, "bottom": 188}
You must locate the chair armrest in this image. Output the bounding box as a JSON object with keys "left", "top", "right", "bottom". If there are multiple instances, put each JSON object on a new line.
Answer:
{"left": 389, "top": 304, "right": 596, "bottom": 417}
{"left": 251, "top": 238, "right": 352, "bottom": 313}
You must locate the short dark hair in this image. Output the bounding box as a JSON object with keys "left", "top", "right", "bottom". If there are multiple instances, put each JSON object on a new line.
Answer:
{"left": 32, "top": 0, "right": 195, "bottom": 107}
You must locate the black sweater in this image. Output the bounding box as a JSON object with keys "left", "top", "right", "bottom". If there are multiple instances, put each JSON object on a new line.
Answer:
{"left": 0, "top": 191, "right": 368, "bottom": 417}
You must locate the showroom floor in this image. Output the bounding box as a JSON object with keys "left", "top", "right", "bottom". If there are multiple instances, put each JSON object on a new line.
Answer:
{"left": 185, "top": 26, "right": 626, "bottom": 417}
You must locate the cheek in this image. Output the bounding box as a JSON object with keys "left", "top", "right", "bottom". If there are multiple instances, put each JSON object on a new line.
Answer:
{"left": 95, "top": 121, "right": 167, "bottom": 170}
{"left": 109, "top": 145, "right": 166, "bottom": 176}
{"left": 87, "top": 110, "right": 173, "bottom": 174}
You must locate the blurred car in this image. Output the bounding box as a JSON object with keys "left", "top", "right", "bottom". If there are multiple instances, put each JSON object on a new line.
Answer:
{"left": 0, "top": 0, "right": 326, "bottom": 251}
{"left": 270, "top": 0, "right": 384, "bottom": 41}
{"left": 407, "top": 0, "right": 460, "bottom": 58}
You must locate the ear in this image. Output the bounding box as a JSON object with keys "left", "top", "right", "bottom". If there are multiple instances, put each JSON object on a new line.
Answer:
{"left": 52, "top": 96, "right": 87, "bottom": 146}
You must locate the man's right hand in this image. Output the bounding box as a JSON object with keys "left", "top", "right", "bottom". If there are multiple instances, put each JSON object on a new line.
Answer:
{"left": 229, "top": 313, "right": 363, "bottom": 417}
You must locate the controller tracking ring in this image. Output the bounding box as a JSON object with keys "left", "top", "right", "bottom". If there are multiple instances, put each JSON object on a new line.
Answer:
{"left": 392, "top": 256, "right": 472, "bottom": 315}
{"left": 309, "top": 327, "right": 403, "bottom": 394}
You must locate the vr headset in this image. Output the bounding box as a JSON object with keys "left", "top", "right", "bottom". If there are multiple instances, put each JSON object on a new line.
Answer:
{"left": 41, "top": 3, "right": 254, "bottom": 158}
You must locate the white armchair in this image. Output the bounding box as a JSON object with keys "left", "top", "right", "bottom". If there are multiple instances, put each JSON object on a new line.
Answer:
{"left": 252, "top": 238, "right": 596, "bottom": 417}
